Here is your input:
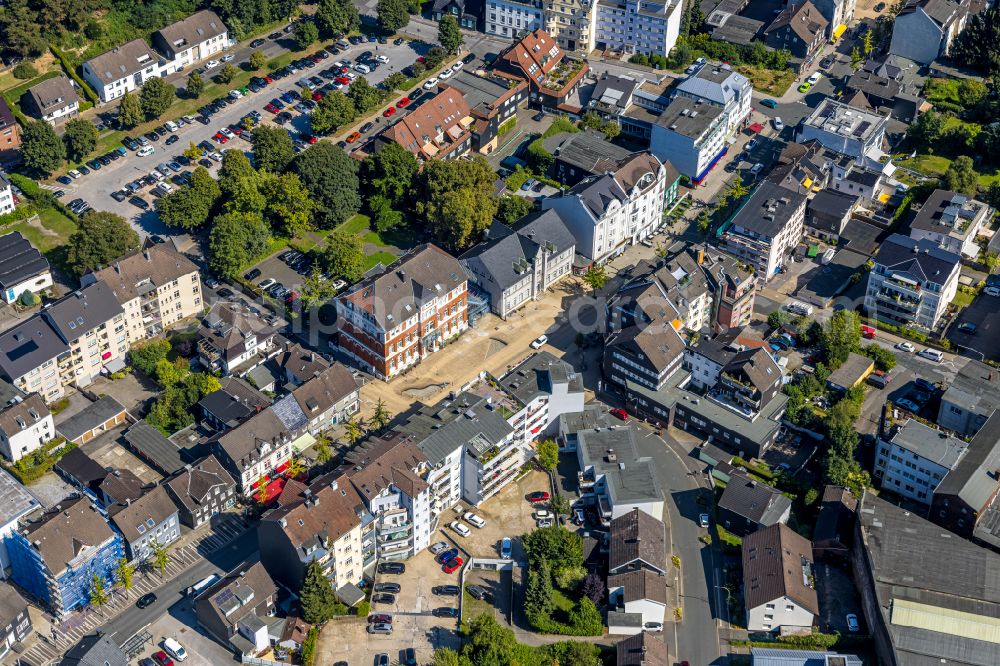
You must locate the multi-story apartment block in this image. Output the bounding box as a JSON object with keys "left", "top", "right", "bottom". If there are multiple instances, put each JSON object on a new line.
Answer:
{"left": 0, "top": 174, "right": 15, "bottom": 218}
{"left": 542, "top": 152, "right": 675, "bottom": 263}
{"left": 211, "top": 408, "right": 295, "bottom": 494}
{"left": 762, "top": 1, "right": 828, "bottom": 63}
{"left": 889, "top": 0, "right": 971, "bottom": 65}
{"left": 650, "top": 62, "right": 752, "bottom": 182}
{"left": 864, "top": 233, "right": 960, "bottom": 330}
{"left": 152, "top": 10, "right": 229, "bottom": 74}
{"left": 937, "top": 361, "right": 1000, "bottom": 437}
{"left": 0, "top": 583, "right": 30, "bottom": 658}
{"left": 542, "top": 0, "right": 598, "bottom": 54}
{"left": 0, "top": 317, "right": 69, "bottom": 402}
{"left": 164, "top": 455, "right": 237, "bottom": 528}
{"left": 697, "top": 246, "right": 756, "bottom": 329}
{"left": 259, "top": 472, "right": 369, "bottom": 593}
{"left": 908, "top": 189, "right": 992, "bottom": 259}
{"left": 84, "top": 244, "right": 202, "bottom": 341}
{"left": 380, "top": 87, "right": 474, "bottom": 160}
{"left": 7, "top": 496, "right": 124, "bottom": 617}
{"left": 0, "top": 467, "right": 40, "bottom": 580}
{"left": 0, "top": 394, "right": 53, "bottom": 463}
{"left": 82, "top": 39, "right": 168, "bottom": 103}
{"left": 811, "top": 0, "right": 856, "bottom": 39}
{"left": 22, "top": 76, "right": 79, "bottom": 125}
{"left": 344, "top": 434, "right": 433, "bottom": 561}
{"left": 485, "top": 0, "right": 544, "bottom": 37}
{"left": 718, "top": 180, "right": 807, "bottom": 281}
{"left": 604, "top": 319, "right": 687, "bottom": 392}
{"left": 494, "top": 351, "right": 586, "bottom": 439}
{"left": 797, "top": 98, "right": 888, "bottom": 161}
{"left": 107, "top": 485, "right": 180, "bottom": 561}
{"left": 441, "top": 71, "right": 529, "bottom": 154}
{"left": 683, "top": 328, "right": 769, "bottom": 391}
{"left": 459, "top": 211, "right": 576, "bottom": 319}
{"left": 197, "top": 301, "right": 280, "bottom": 376}
{"left": 335, "top": 244, "right": 468, "bottom": 381}
{"left": 875, "top": 418, "right": 968, "bottom": 503}
{"left": 493, "top": 29, "right": 591, "bottom": 109}
{"left": 594, "top": 0, "right": 683, "bottom": 57}
{"left": 607, "top": 251, "right": 712, "bottom": 334}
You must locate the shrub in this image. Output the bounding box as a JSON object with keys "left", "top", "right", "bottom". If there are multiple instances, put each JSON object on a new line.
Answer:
{"left": 13, "top": 63, "right": 38, "bottom": 80}
{"left": 355, "top": 600, "right": 371, "bottom": 617}
{"left": 49, "top": 46, "right": 99, "bottom": 105}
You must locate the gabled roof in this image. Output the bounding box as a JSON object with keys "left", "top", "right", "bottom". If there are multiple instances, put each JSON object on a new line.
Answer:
{"left": 107, "top": 485, "right": 177, "bottom": 542}
{"left": 742, "top": 523, "right": 819, "bottom": 615}
{"left": 195, "top": 559, "right": 276, "bottom": 629}
{"left": 99, "top": 469, "right": 145, "bottom": 505}
{"left": 84, "top": 39, "right": 162, "bottom": 86}
{"left": 722, "top": 346, "right": 780, "bottom": 393}
{"left": 605, "top": 319, "right": 686, "bottom": 375}
{"left": 0, "top": 232, "right": 50, "bottom": 290}
{"left": 24, "top": 76, "right": 78, "bottom": 116}
{"left": 275, "top": 343, "right": 332, "bottom": 384}
{"left": 0, "top": 393, "right": 49, "bottom": 438}
{"left": 616, "top": 632, "right": 669, "bottom": 666}
{"left": 60, "top": 633, "right": 128, "bottom": 666}
{"left": 765, "top": 0, "right": 828, "bottom": 43}
{"left": 291, "top": 363, "right": 360, "bottom": 418}
{"left": 872, "top": 233, "right": 960, "bottom": 287}
{"left": 21, "top": 496, "right": 117, "bottom": 577}
{"left": 934, "top": 411, "right": 1000, "bottom": 509}
{"left": 347, "top": 433, "right": 428, "bottom": 501}
{"left": 56, "top": 396, "right": 126, "bottom": 443}
{"left": 608, "top": 568, "right": 668, "bottom": 604}
{"left": 154, "top": 10, "right": 227, "bottom": 54}
{"left": 165, "top": 455, "right": 236, "bottom": 512}
{"left": 214, "top": 407, "right": 290, "bottom": 471}
{"left": 198, "top": 376, "right": 271, "bottom": 429}
{"left": 262, "top": 471, "right": 365, "bottom": 554}
{"left": 383, "top": 88, "right": 472, "bottom": 159}
{"left": 900, "top": 0, "right": 964, "bottom": 27}
{"left": 87, "top": 244, "right": 199, "bottom": 305}
{"left": 398, "top": 391, "right": 514, "bottom": 466}
{"left": 542, "top": 130, "right": 633, "bottom": 175}
{"left": 609, "top": 507, "right": 667, "bottom": 573}
{"left": 0, "top": 315, "right": 68, "bottom": 381}
{"left": 54, "top": 448, "right": 107, "bottom": 492}
{"left": 43, "top": 281, "right": 123, "bottom": 343}
{"left": 0, "top": 581, "right": 27, "bottom": 628}
{"left": 123, "top": 421, "right": 186, "bottom": 475}
{"left": 813, "top": 486, "right": 857, "bottom": 547}
{"left": 718, "top": 471, "right": 792, "bottom": 526}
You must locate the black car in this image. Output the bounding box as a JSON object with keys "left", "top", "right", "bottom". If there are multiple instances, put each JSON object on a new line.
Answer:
{"left": 394, "top": 38, "right": 405, "bottom": 45}
{"left": 533, "top": 111, "right": 545, "bottom": 122}
{"left": 269, "top": 31, "right": 283, "bottom": 39}
{"left": 432, "top": 607, "right": 459, "bottom": 618}
{"left": 129, "top": 196, "right": 149, "bottom": 210}
{"left": 820, "top": 57, "right": 834, "bottom": 69}
{"left": 217, "top": 287, "right": 236, "bottom": 299}
{"left": 111, "top": 190, "right": 128, "bottom": 202}
{"left": 154, "top": 125, "right": 168, "bottom": 136}
{"left": 87, "top": 160, "right": 102, "bottom": 170}
{"left": 145, "top": 131, "right": 160, "bottom": 141}
{"left": 199, "top": 158, "right": 214, "bottom": 168}
{"left": 149, "top": 234, "right": 166, "bottom": 244}
{"left": 433, "top": 585, "right": 460, "bottom": 596}
{"left": 250, "top": 38, "right": 266, "bottom": 47}
{"left": 78, "top": 165, "right": 91, "bottom": 175}
{"left": 136, "top": 593, "right": 157, "bottom": 609}
{"left": 375, "top": 582, "right": 401, "bottom": 593}
{"left": 373, "top": 593, "right": 396, "bottom": 604}
{"left": 165, "top": 135, "right": 179, "bottom": 145}
{"left": 463, "top": 53, "right": 476, "bottom": 64}
{"left": 123, "top": 137, "right": 139, "bottom": 150}
{"left": 467, "top": 585, "right": 490, "bottom": 601}
{"left": 402, "top": 648, "right": 416, "bottom": 666}
{"left": 57, "top": 175, "right": 73, "bottom": 185}
{"left": 410, "top": 89, "right": 423, "bottom": 99}
{"left": 98, "top": 154, "right": 111, "bottom": 165}
{"left": 377, "top": 562, "right": 405, "bottom": 574}
{"left": 244, "top": 268, "right": 263, "bottom": 281}
{"left": 360, "top": 122, "right": 374, "bottom": 133}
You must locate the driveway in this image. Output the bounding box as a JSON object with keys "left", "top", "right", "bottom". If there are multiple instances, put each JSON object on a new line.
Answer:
{"left": 948, "top": 290, "right": 1000, "bottom": 362}
{"left": 457, "top": 469, "right": 551, "bottom": 559}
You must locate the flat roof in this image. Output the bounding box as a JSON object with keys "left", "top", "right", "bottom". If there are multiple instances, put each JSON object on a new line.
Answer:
{"left": 803, "top": 98, "right": 885, "bottom": 142}
{"left": 887, "top": 419, "right": 968, "bottom": 469}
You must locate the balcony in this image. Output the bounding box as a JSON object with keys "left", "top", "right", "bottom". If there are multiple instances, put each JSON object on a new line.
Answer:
{"left": 874, "top": 289, "right": 920, "bottom": 313}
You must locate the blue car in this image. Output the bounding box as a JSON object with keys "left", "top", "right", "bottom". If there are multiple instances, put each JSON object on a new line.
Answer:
{"left": 281, "top": 92, "right": 295, "bottom": 103}
{"left": 436, "top": 548, "right": 459, "bottom": 564}
{"left": 269, "top": 98, "right": 285, "bottom": 109}
{"left": 500, "top": 537, "right": 512, "bottom": 559}
{"left": 57, "top": 175, "right": 73, "bottom": 185}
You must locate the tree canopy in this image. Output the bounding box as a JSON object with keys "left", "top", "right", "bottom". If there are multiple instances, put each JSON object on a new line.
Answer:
{"left": 21, "top": 120, "right": 65, "bottom": 176}
{"left": 415, "top": 157, "right": 498, "bottom": 249}
{"left": 66, "top": 212, "right": 141, "bottom": 276}
{"left": 139, "top": 77, "right": 176, "bottom": 119}
{"left": 291, "top": 143, "right": 361, "bottom": 228}
{"left": 377, "top": 0, "right": 410, "bottom": 32}
{"left": 320, "top": 230, "right": 367, "bottom": 283}
{"left": 251, "top": 125, "right": 296, "bottom": 173}
{"left": 438, "top": 14, "right": 463, "bottom": 54}
{"left": 63, "top": 119, "right": 98, "bottom": 163}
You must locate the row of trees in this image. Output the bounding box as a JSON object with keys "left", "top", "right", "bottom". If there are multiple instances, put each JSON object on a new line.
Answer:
{"left": 433, "top": 614, "right": 600, "bottom": 666}
{"left": 88, "top": 542, "right": 172, "bottom": 615}
{"left": 522, "top": 526, "right": 602, "bottom": 635}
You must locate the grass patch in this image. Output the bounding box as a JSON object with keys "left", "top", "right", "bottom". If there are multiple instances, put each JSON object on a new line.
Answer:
{"left": 336, "top": 213, "right": 371, "bottom": 236}
{"left": 953, "top": 289, "right": 975, "bottom": 308}
{"left": 363, "top": 251, "right": 397, "bottom": 271}
{"left": 716, "top": 525, "right": 743, "bottom": 555}
{"left": 897, "top": 153, "right": 1000, "bottom": 188}
{"left": 736, "top": 65, "right": 796, "bottom": 97}
{"left": 550, "top": 588, "right": 576, "bottom": 614}
{"left": 5, "top": 208, "right": 78, "bottom": 253}
{"left": 463, "top": 589, "right": 493, "bottom": 619}
{"left": 2, "top": 71, "right": 62, "bottom": 102}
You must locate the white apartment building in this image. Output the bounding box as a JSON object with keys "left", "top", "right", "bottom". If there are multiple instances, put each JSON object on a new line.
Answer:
{"left": 23, "top": 76, "right": 79, "bottom": 125}
{"left": 875, "top": 419, "right": 968, "bottom": 504}
{"left": 0, "top": 394, "right": 52, "bottom": 463}
{"left": 650, "top": 62, "right": 752, "bottom": 182}
{"left": 486, "top": 0, "right": 544, "bottom": 38}
{"left": 543, "top": 0, "right": 599, "bottom": 54}
{"left": 865, "top": 233, "right": 961, "bottom": 330}
{"left": 213, "top": 408, "right": 295, "bottom": 494}
{"left": 542, "top": 152, "right": 670, "bottom": 263}
{"left": 797, "top": 98, "right": 888, "bottom": 160}
{"left": 0, "top": 174, "right": 14, "bottom": 216}
{"left": 743, "top": 524, "right": 819, "bottom": 633}
{"left": 718, "top": 181, "right": 808, "bottom": 281}
{"left": 909, "top": 189, "right": 992, "bottom": 259}
{"left": 152, "top": 10, "right": 229, "bottom": 75}
{"left": 82, "top": 39, "right": 167, "bottom": 103}
{"left": 595, "top": 0, "right": 683, "bottom": 57}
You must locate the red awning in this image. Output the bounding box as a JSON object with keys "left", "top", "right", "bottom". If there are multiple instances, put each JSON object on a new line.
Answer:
{"left": 748, "top": 123, "right": 764, "bottom": 134}
{"left": 275, "top": 461, "right": 290, "bottom": 474}
{"left": 531, "top": 426, "right": 541, "bottom": 434}
{"left": 101, "top": 352, "right": 112, "bottom": 360}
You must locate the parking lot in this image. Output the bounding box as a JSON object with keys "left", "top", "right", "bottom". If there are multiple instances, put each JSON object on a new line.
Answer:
{"left": 454, "top": 469, "right": 553, "bottom": 560}
{"left": 52, "top": 38, "right": 436, "bottom": 236}
{"left": 948, "top": 290, "right": 1000, "bottom": 362}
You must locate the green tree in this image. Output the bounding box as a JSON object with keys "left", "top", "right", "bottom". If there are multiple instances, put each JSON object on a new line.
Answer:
{"left": 567, "top": 597, "right": 603, "bottom": 633}
{"left": 431, "top": 648, "right": 460, "bottom": 666}
{"left": 851, "top": 46, "right": 862, "bottom": 69}
{"left": 582, "top": 265, "right": 607, "bottom": 295}
{"left": 186, "top": 71, "right": 205, "bottom": 98}
{"left": 208, "top": 212, "right": 271, "bottom": 278}
{"left": 291, "top": 143, "right": 362, "bottom": 227}
{"left": 88, "top": 573, "right": 109, "bottom": 614}
{"left": 537, "top": 439, "right": 559, "bottom": 471}
{"left": 316, "top": 0, "right": 361, "bottom": 36}
{"left": 347, "top": 77, "right": 381, "bottom": 114}
{"left": 300, "top": 269, "right": 337, "bottom": 309}
{"left": 139, "top": 77, "right": 176, "bottom": 119}
{"left": 361, "top": 142, "right": 418, "bottom": 209}
{"left": 128, "top": 340, "right": 171, "bottom": 376}
{"left": 768, "top": 310, "right": 790, "bottom": 330}
{"left": 299, "top": 560, "right": 338, "bottom": 624}
{"left": 252, "top": 125, "right": 296, "bottom": 173}
{"left": 309, "top": 91, "right": 357, "bottom": 135}
{"left": 496, "top": 195, "right": 533, "bottom": 224}
{"left": 383, "top": 72, "right": 407, "bottom": 91}
{"left": 157, "top": 187, "right": 213, "bottom": 229}
{"left": 908, "top": 109, "right": 944, "bottom": 150}
{"left": 115, "top": 557, "right": 135, "bottom": 597}
{"left": 524, "top": 559, "right": 555, "bottom": 625}
{"left": 21, "top": 120, "right": 65, "bottom": 176}
{"left": 118, "top": 91, "right": 144, "bottom": 128}
{"left": 150, "top": 540, "right": 170, "bottom": 575}
{"left": 725, "top": 174, "right": 749, "bottom": 203}
{"left": 261, "top": 172, "right": 315, "bottom": 237}
{"left": 438, "top": 14, "right": 463, "bottom": 54}
{"left": 550, "top": 494, "right": 570, "bottom": 517}
{"left": 415, "top": 157, "right": 499, "bottom": 249}
{"left": 862, "top": 29, "right": 874, "bottom": 56}
{"left": 249, "top": 50, "right": 267, "bottom": 70}
{"left": 344, "top": 415, "right": 364, "bottom": 445}
{"left": 377, "top": 0, "right": 410, "bottom": 32}
{"left": 696, "top": 208, "right": 712, "bottom": 234}
{"left": 823, "top": 310, "right": 861, "bottom": 367}
{"left": 943, "top": 155, "right": 979, "bottom": 195}
{"left": 369, "top": 398, "right": 391, "bottom": 432}
{"left": 522, "top": 525, "right": 584, "bottom": 566}
{"left": 217, "top": 63, "right": 238, "bottom": 84}
{"left": 12, "top": 62, "right": 37, "bottom": 79}
{"left": 219, "top": 149, "right": 258, "bottom": 196}
{"left": 294, "top": 20, "right": 319, "bottom": 49}
{"left": 62, "top": 118, "right": 98, "bottom": 163}
{"left": 861, "top": 343, "right": 897, "bottom": 372}
{"left": 183, "top": 142, "right": 204, "bottom": 161}
{"left": 462, "top": 612, "right": 518, "bottom": 665}
{"left": 321, "top": 230, "right": 367, "bottom": 283}
{"left": 66, "top": 211, "right": 141, "bottom": 276}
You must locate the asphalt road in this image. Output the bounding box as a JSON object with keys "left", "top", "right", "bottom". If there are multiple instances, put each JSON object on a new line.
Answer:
{"left": 102, "top": 528, "right": 261, "bottom": 647}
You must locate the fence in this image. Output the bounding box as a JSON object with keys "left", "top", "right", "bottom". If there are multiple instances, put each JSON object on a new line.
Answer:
{"left": 242, "top": 656, "right": 286, "bottom": 666}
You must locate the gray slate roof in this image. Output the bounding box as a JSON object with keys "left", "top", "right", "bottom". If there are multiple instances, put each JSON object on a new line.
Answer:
{"left": 124, "top": 421, "right": 185, "bottom": 475}
{"left": 165, "top": 454, "right": 235, "bottom": 513}
{"left": 718, "top": 471, "right": 792, "bottom": 527}
{"left": 542, "top": 130, "right": 633, "bottom": 175}
{"left": 887, "top": 419, "right": 967, "bottom": 469}
{"left": 0, "top": 316, "right": 68, "bottom": 381}
{"left": 728, "top": 180, "right": 808, "bottom": 239}
{"left": 56, "top": 396, "right": 126, "bottom": 443}
{"left": 0, "top": 581, "right": 27, "bottom": 628}
{"left": 609, "top": 507, "right": 667, "bottom": 573}
{"left": 0, "top": 232, "right": 49, "bottom": 290}
{"left": 84, "top": 39, "right": 162, "bottom": 87}
{"left": 107, "top": 484, "right": 177, "bottom": 542}
{"left": 24, "top": 76, "right": 78, "bottom": 116}
{"left": 44, "top": 282, "right": 123, "bottom": 342}
{"left": 399, "top": 391, "right": 513, "bottom": 465}
{"left": 0, "top": 467, "right": 39, "bottom": 528}
{"left": 935, "top": 411, "right": 1000, "bottom": 508}
{"left": 742, "top": 523, "right": 819, "bottom": 615}
{"left": 154, "top": 10, "right": 227, "bottom": 54}
{"left": 873, "top": 232, "right": 960, "bottom": 285}
{"left": 497, "top": 351, "right": 583, "bottom": 406}
{"left": 60, "top": 633, "right": 128, "bottom": 666}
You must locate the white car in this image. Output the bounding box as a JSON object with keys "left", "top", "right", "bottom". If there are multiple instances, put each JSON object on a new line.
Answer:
{"left": 332, "top": 279, "right": 347, "bottom": 291}
{"left": 258, "top": 278, "right": 276, "bottom": 290}
{"left": 917, "top": 348, "right": 944, "bottom": 362}
{"left": 533, "top": 510, "right": 551, "bottom": 520}
{"left": 895, "top": 341, "right": 915, "bottom": 352}
{"left": 221, "top": 53, "right": 235, "bottom": 63}
{"left": 807, "top": 71, "right": 822, "bottom": 85}
{"left": 205, "top": 60, "right": 220, "bottom": 69}
{"left": 430, "top": 541, "right": 449, "bottom": 554}
{"left": 773, "top": 116, "right": 784, "bottom": 130}
{"left": 163, "top": 638, "right": 187, "bottom": 661}
{"left": 210, "top": 151, "right": 224, "bottom": 162}
{"left": 221, "top": 127, "right": 236, "bottom": 139}
{"left": 464, "top": 512, "right": 486, "bottom": 528}
{"left": 354, "top": 63, "right": 371, "bottom": 74}
{"left": 530, "top": 334, "right": 548, "bottom": 349}
{"left": 137, "top": 146, "right": 155, "bottom": 157}
{"left": 450, "top": 521, "right": 471, "bottom": 537}
{"left": 68, "top": 169, "right": 82, "bottom": 178}
{"left": 376, "top": 55, "right": 389, "bottom": 63}
{"left": 229, "top": 89, "right": 243, "bottom": 99}
{"left": 423, "top": 77, "right": 439, "bottom": 89}
{"left": 451, "top": 62, "right": 464, "bottom": 73}
{"left": 644, "top": 622, "right": 664, "bottom": 632}
{"left": 439, "top": 68, "right": 453, "bottom": 80}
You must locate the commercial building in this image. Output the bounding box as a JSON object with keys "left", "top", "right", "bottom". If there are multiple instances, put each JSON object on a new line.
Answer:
{"left": 0, "top": 468, "right": 40, "bottom": 579}
{"left": 152, "top": 10, "right": 229, "bottom": 73}
{"left": 797, "top": 98, "right": 889, "bottom": 161}
{"left": 459, "top": 212, "right": 576, "bottom": 319}
{"left": 258, "top": 472, "right": 369, "bottom": 594}
{"left": 874, "top": 418, "right": 968, "bottom": 504}
{"left": 442, "top": 71, "right": 528, "bottom": 154}
{"left": 864, "top": 233, "right": 960, "bottom": 330}
{"left": 743, "top": 523, "right": 818, "bottom": 632}
{"left": 0, "top": 394, "right": 52, "bottom": 463}
{"left": 22, "top": 76, "right": 80, "bottom": 124}
{"left": 194, "top": 559, "right": 277, "bottom": 656}
{"left": 485, "top": 0, "right": 544, "bottom": 38}
{"left": 718, "top": 471, "right": 792, "bottom": 535}
{"left": 718, "top": 181, "right": 807, "bottom": 281}
{"left": 0, "top": 232, "right": 52, "bottom": 305}
{"left": 211, "top": 407, "right": 295, "bottom": 494}
{"left": 594, "top": 0, "right": 683, "bottom": 57}
{"left": 493, "top": 29, "right": 590, "bottom": 109}
{"left": 541, "top": 152, "right": 676, "bottom": 263}
{"left": 854, "top": 491, "right": 1000, "bottom": 665}
{"left": 576, "top": 424, "right": 664, "bottom": 521}
{"left": 107, "top": 485, "right": 180, "bottom": 561}
{"left": 7, "top": 496, "right": 124, "bottom": 617}
{"left": 908, "top": 189, "right": 992, "bottom": 259}
{"left": 889, "top": 0, "right": 971, "bottom": 65}
{"left": 335, "top": 244, "right": 468, "bottom": 381}
{"left": 650, "top": 61, "right": 753, "bottom": 183}
{"left": 164, "top": 455, "right": 237, "bottom": 528}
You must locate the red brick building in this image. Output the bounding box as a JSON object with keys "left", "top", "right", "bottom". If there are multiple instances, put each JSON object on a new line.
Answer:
{"left": 334, "top": 244, "right": 468, "bottom": 381}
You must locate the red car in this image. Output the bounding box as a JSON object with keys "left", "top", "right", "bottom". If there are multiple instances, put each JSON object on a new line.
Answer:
{"left": 396, "top": 97, "right": 410, "bottom": 108}
{"left": 443, "top": 556, "right": 463, "bottom": 573}
{"left": 300, "top": 133, "right": 317, "bottom": 144}
{"left": 417, "top": 56, "right": 426, "bottom": 63}
{"left": 152, "top": 652, "right": 174, "bottom": 666}
{"left": 264, "top": 104, "right": 278, "bottom": 113}
{"left": 312, "top": 92, "right": 324, "bottom": 101}
{"left": 264, "top": 75, "right": 274, "bottom": 83}
{"left": 339, "top": 66, "right": 349, "bottom": 74}
{"left": 336, "top": 76, "right": 350, "bottom": 84}
{"left": 213, "top": 133, "right": 227, "bottom": 143}
{"left": 609, "top": 407, "right": 629, "bottom": 421}
{"left": 284, "top": 291, "right": 299, "bottom": 303}
{"left": 383, "top": 107, "right": 396, "bottom": 117}
{"left": 527, "top": 491, "right": 550, "bottom": 503}
{"left": 346, "top": 131, "right": 362, "bottom": 143}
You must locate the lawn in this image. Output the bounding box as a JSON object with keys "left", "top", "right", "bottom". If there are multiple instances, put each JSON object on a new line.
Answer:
{"left": 953, "top": 289, "right": 976, "bottom": 308}
{"left": 736, "top": 65, "right": 796, "bottom": 97}
{"left": 333, "top": 213, "right": 412, "bottom": 270}
{"left": 896, "top": 153, "right": 1000, "bottom": 188}
{"left": 550, "top": 588, "right": 576, "bottom": 614}
{"left": 6, "top": 208, "right": 77, "bottom": 253}
{"left": 463, "top": 588, "right": 494, "bottom": 620}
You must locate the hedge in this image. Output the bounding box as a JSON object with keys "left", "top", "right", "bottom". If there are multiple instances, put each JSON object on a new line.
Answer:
{"left": 50, "top": 45, "right": 100, "bottom": 105}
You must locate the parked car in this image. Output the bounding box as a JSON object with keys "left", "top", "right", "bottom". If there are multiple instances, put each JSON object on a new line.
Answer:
{"left": 373, "top": 593, "right": 396, "bottom": 604}
{"left": 163, "top": 638, "right": 187, "bottom": 662}
{"left": 500, "top": 537, "right": 512, "bottom": 558}
{"left": 442, "top": 556, "right": 463, "bottom": 573}
{"left": 434, "top": 585, "right": 460, "bottom": 596}
{"left": 527, "top": 491, "right": 550, "bottom": 503}
{"left": 378, "top": 562, "right": 405, "bottom": 574}
{"left": 530, "top": 334, "right": 547, "bottom": 349}
{"left": 958, "top": 322, "right": 977, "bottom": 334}
{"left": 433, "top": 607, "right": 460, "bottom": 618}
{"left": 896, "top": 398, "right": 921, "bottom": 412}
{"left": 609, "top": 407, "right": 629, "bottom": 421}
{"left": 245, "top": 268, "right": 263, "bottom": 281}
{"left": 846, "top": 613, "right": 860, "bottom": 632}
{"left": 917, "top": 348, "right": 944, "bottom": 362}
{"left": 368, "top": 614, "right": 392, "bottom": 624}
{"left": 464, "top": 512, "right": 486, "bottom": 528}
{"left": 367, "top": 623, "right": 393, "bottom": 635}
{"left": 698, "top": 513, "right": 710, "bottom": 528}
{"left": 137, "top": 593, "right": 157, "bottom": 609}
{"left": 467, "top": 585, "right": 491, "bottom": 601}
{"left": 895, "top": 341, "right": 915, "bottom": 352}
{"left": 450, "top": 521, "right": 471, "bottom": 537}
{"left": 430, "top": 541, "right": 449, "bottom": 554}
{"left": 374, "top": 583, "right": 401, "bottom": 594}
{"left": 760, "top": 98, "right": 778, "bottom": 109}
{"left": 152, "top": 651, "right": 173, "bottom": 666}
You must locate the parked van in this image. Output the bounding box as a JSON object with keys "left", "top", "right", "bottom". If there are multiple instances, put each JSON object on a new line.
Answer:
{"left": 336, "top": 39, "right": 350, "bottom": 49}
{"left": 821, "top": 248, "right": 836, "bottom": 265}
{"left": 917, "top": 348, "right": 944, "bottom": 362}
{"left": 163, "top": 638, "right": 187, "bottom": 661}
{"left": 786, "top": 301, "right": 813, "bottom": 316}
